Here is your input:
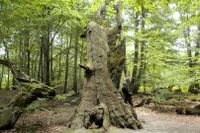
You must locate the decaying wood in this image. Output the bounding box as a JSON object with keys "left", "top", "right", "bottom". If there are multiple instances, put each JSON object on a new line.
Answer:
{"left": 0, "top": 59, "right": 55, "bottom": 130}
{"left": 176, "top": 104, "right": 200, "bottom": 115}
{"left": 133, "top": 97, "right": 152, "bottom": 107}
{"left": 107, "top": 0, "right": 126, "bottom": 89}
{"left": 67, "top": 0, "right": 141, "bottom": 131}
{"left": 94, "top": 0, "right": 109, "bottom": 24}
{"left": 84, "top": 103, "right": 110, "bottom": 129}
{"left": 0, "top": 59, "right": 31, "bottom": 83}
{"left": 68, "top": 21, "right": 141, "bottom": 131}
{"left": 108, "top": 38, "right": 126, "bottom": 89}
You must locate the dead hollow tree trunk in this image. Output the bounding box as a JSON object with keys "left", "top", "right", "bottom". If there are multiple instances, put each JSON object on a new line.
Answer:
{"left": 107, "top": 0, "right": 126, "bottom": 90}
{"left": 0, "top": 59, "right": 55, "bottom": 130}
{"left": 68, "top": 1, "right": 141, "bottom": 130}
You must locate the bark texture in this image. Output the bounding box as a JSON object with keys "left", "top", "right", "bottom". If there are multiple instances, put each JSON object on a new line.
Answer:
{"left": 68, "top": 22, "right": 142, "bottom": 130}
{"left": 0, "top": 59, "right": 55, "bottom": 130}
{"left": 107, "top": 0, "right": 126, "bottom": 89}
{"left": 107, "top": 32, "right": 126, "bottom": 89}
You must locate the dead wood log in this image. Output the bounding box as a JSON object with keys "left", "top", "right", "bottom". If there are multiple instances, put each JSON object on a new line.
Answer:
{"left": 0, "top": 59, "right": 55, "bottom": 130}
{"left": 133, "top": 97, "right": 152, "bottom": 108}
{"left": 176, "top": 104, "right": 200, "bottom": 115}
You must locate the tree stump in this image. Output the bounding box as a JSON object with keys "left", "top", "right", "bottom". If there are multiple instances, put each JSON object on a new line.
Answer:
{"left": 68, "top": 22, "right": 142, "bottom": 131}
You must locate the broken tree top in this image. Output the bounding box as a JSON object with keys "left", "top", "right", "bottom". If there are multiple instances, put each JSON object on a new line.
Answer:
{"left": 68, "top": 21, "right": 142, "bottom": 130}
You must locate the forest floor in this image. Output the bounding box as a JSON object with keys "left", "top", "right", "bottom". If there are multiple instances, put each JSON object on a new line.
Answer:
{"left": 0, "top": 90, "right": 200, "bottom": 133}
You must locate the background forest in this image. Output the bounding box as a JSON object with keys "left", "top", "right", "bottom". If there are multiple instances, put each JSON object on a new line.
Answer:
{"left": 1, "top": 0, "right": 199, "bottom": 95}
{"left": 0, "top": 0, "right": 200, "bottom": 132}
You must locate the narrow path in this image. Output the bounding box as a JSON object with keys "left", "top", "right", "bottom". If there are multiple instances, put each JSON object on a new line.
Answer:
{"left": 109, "top": 107, "right": 200, "bottom": 133}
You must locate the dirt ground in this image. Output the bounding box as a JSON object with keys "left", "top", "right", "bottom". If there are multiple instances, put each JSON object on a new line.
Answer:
{"left": 1, "top": 90, "right": 200, "bottom": 133}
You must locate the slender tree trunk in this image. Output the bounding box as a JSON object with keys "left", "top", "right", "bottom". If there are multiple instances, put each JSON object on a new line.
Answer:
{"left": 57, "top": 37, "right": 64, "bottom": 80}
{"left": 133, "top": 6, "right": 146, "bottom": 92}
{"left": 50, "top": 41, "right": 54, "bottom": 81}
{"left": 57, "top": 52, "right": 62, "bottom": 80}
{"left": 39, "top": 37, "right": 44, "bottom": 82}
{"left": 183, "top": 20, "right": 196, "bottom": 93}
{"left": 27, "top": 47, "right": 30, "bottom": 75}
{"left": 0, "top": 65, "right": 4, "bottom": 88}
{"left": 34, "top": 55, "right": 38, "bottom": 79}
{"left": 23, "top": 30, "right": 30, "bottom": 75}
{"left": 72, "top": 28, "right": 79, "bottom": 94}
{"left": 43, "top": 41, "right": 50, "bottom": 85}
{"left": 78, "top": 40, "right": 84, "bottom": 89}
{"left": 64, "top": 34, "right": 72, "bottom": 94}
{"left": 19, "top": 36, "right": 23, "bottom": 69}
{"left": 130, "top": 12, "right": 139, "bottom": 93}
{"left": 192, "top": 26, "right": 200, "bottom": 91}
{"left": 42, "top": 26, "right": 50, "bottom": 85}
{"left": 31, "top": 60, "right": 34, "bottom": 78}
{"left": 3, "top": 40, "right": 10, "bottom": 89}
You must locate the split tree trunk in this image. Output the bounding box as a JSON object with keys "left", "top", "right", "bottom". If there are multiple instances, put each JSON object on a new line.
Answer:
{"left": 0, "top": 59, "right": 55, "bottom": 130}
{"left": 107, "top": 0, "right": 126, "bottom": 89}
{"left": 107, "top": 32, "right": 126, "bottom": 89}
{"left": 68, "top": 21, "right": 141, "bottom": 131}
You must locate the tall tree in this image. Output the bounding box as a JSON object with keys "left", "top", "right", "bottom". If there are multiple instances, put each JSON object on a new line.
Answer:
{"left": 64, "top": 33, "right": 72, "bottom": 94}
{"left": 130, "top": 12, "right": 139, "bottom": 93}
{"left": 72, "top": 27, "right": 79, "bottom": 94}
{"left": 132, "top": 6, "right": 146, "bottom": 93}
